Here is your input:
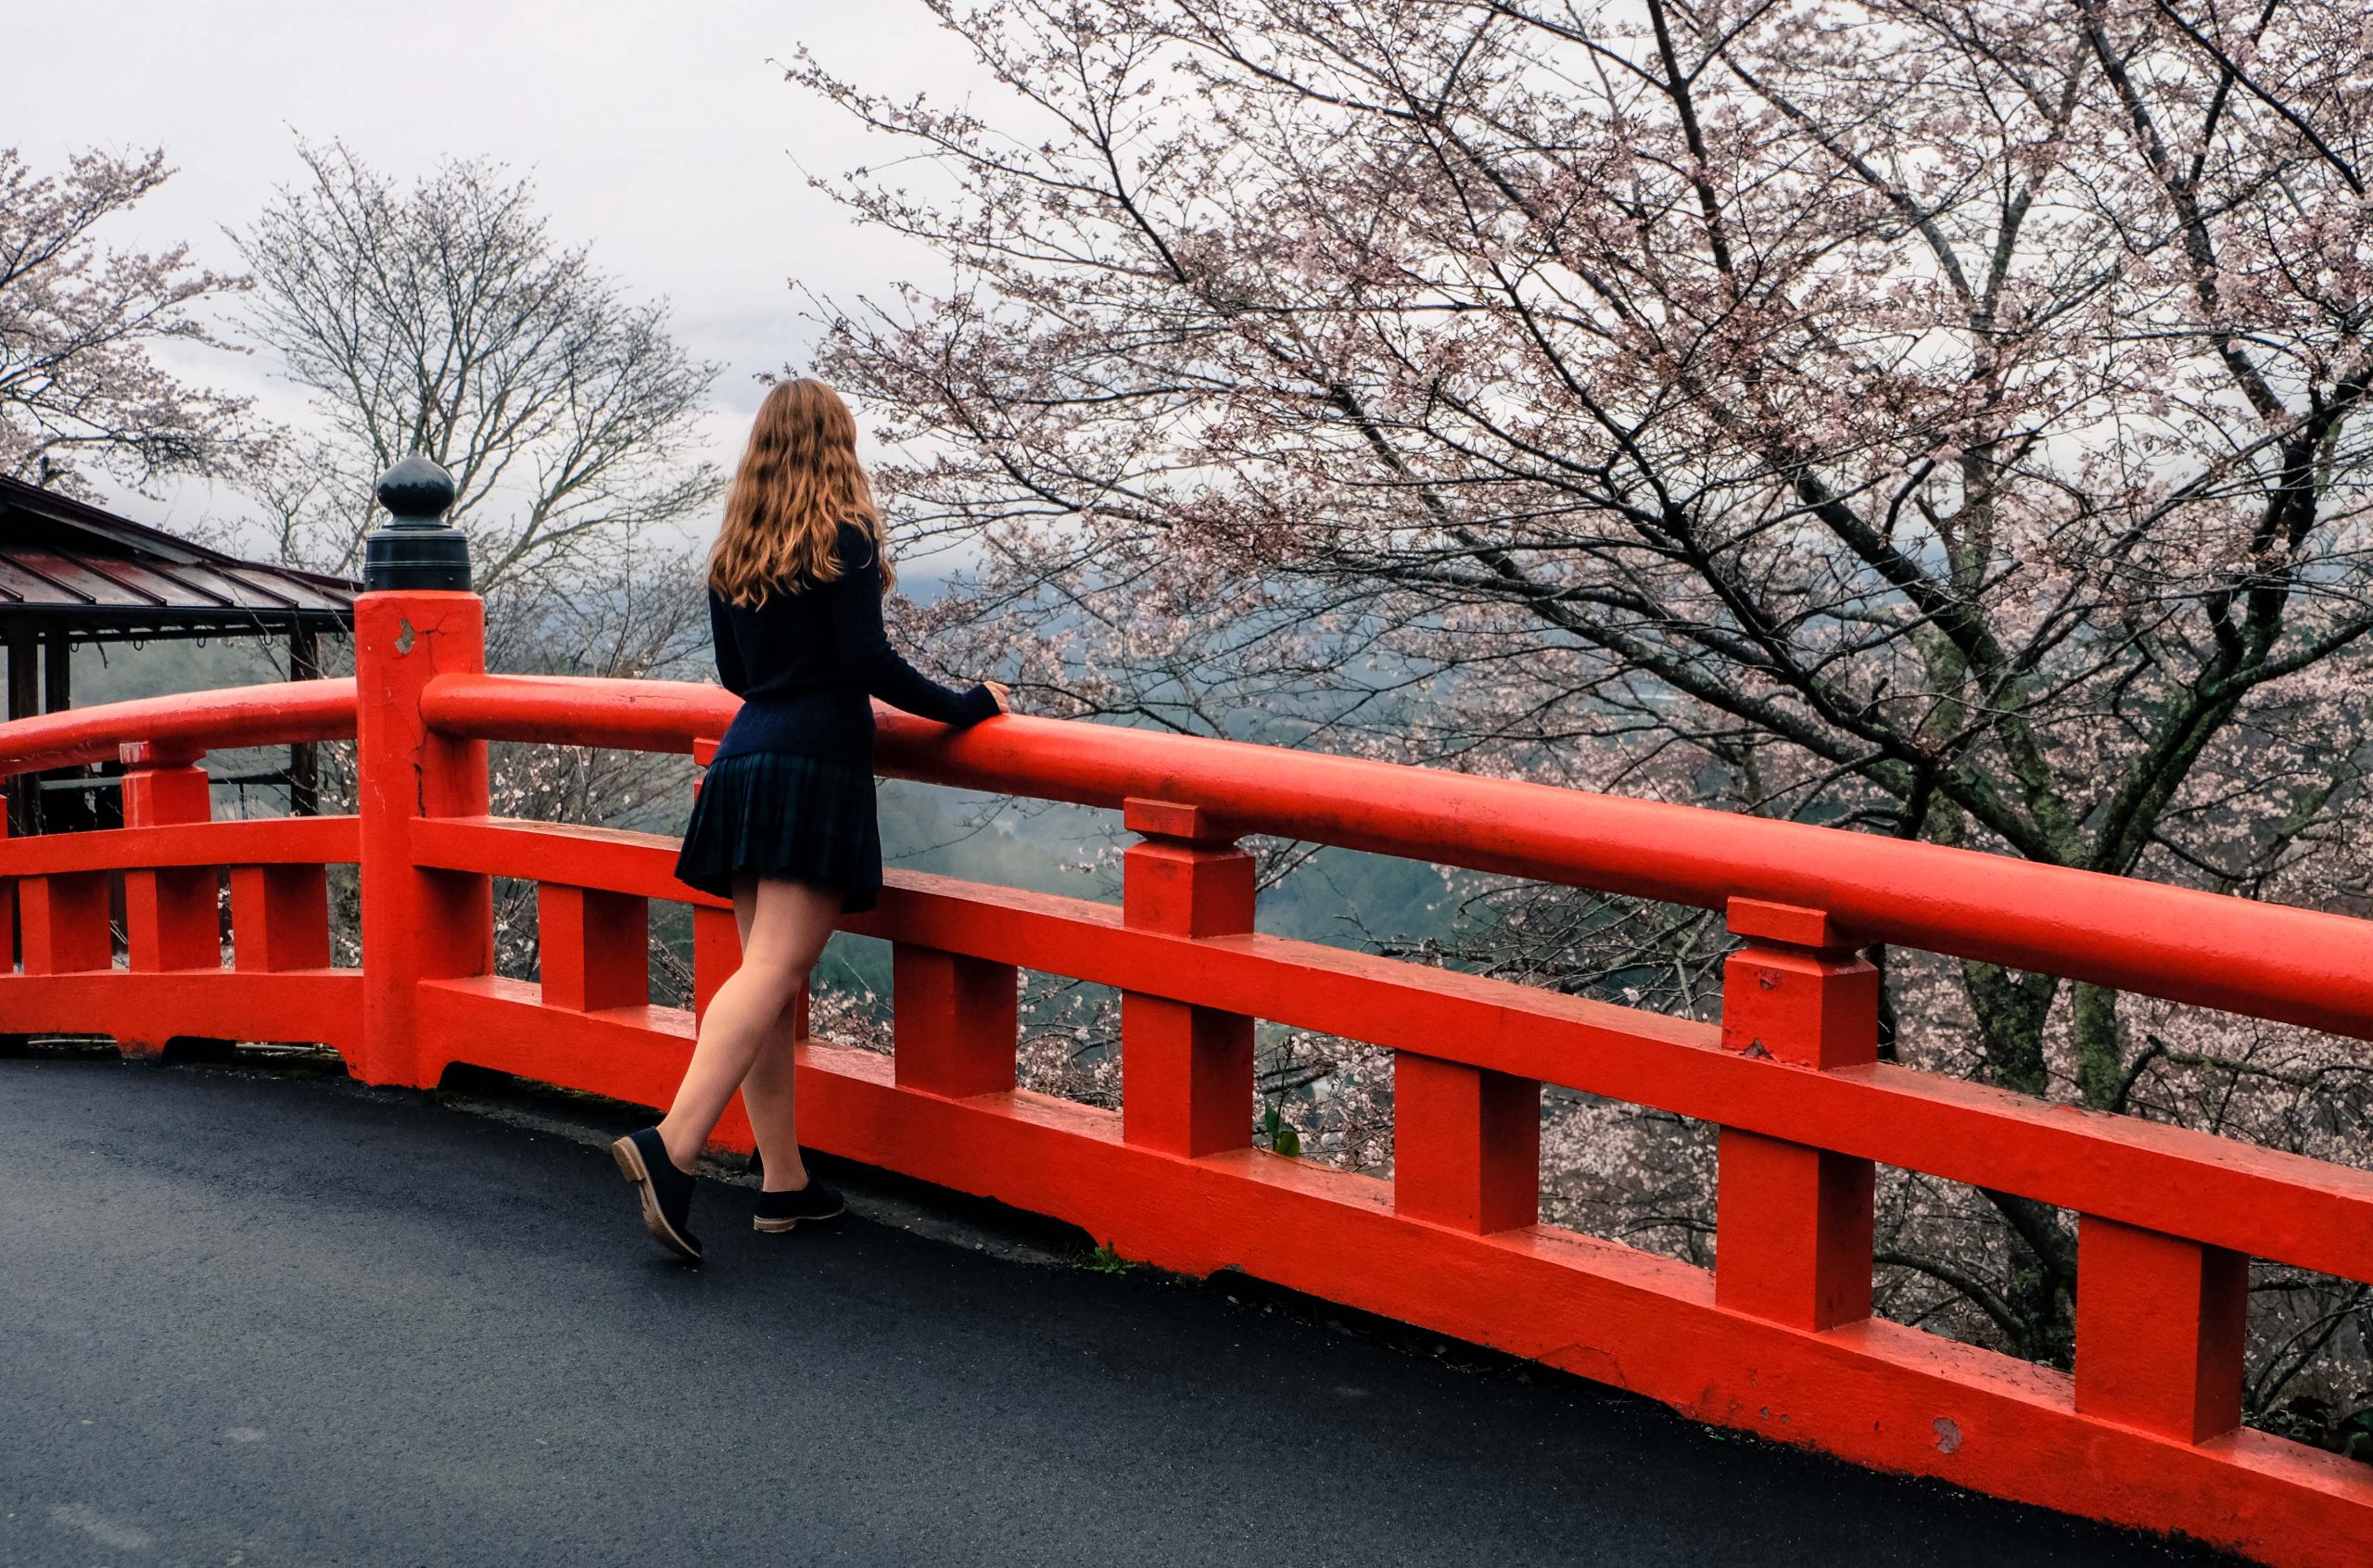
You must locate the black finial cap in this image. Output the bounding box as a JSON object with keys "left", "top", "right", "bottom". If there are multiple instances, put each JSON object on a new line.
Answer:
{"left": 363, "top": 453, "right": 471, "bottom": 591}
{"left": 374, "top": 453, "right": 459, "bottom": 523}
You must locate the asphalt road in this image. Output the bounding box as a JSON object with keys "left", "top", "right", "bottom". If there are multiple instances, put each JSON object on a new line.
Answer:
{"left": 0, "top": 1055, "right": 2236, "bottom": 1567}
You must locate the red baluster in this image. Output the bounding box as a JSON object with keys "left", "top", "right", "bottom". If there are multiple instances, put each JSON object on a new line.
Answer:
{"left": 229, "top": 866, "right": 332, "bottom": 972}
{"left": 2075, "top": 1216, "right": 2248, "bottom": 1443}
{"left": 121, "top": 740, "right": 219, "bottom": 974}
{"left": 18, "top": 871, "right": 110, "bottom": 976}
{"left": 539, "top": 885, "right": 648, "bottom": 1012}
{"left": 1394, "top": 1052, "right": 1540, "bottom": 1233}
{"left": 893, "top": 942, "right": 1017, "bottom": 1098}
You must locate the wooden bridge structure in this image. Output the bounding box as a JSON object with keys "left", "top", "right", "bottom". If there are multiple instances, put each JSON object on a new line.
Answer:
{"left": 3, "top": 463, "right": 2369, "bottom": 1567}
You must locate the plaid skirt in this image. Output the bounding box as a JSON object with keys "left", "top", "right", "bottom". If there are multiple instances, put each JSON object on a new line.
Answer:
{"left": 673, "top": 749, "right": 882, "bottom": 912}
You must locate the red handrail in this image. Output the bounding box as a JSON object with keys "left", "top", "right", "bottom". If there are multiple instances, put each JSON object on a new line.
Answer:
{"left": 417, "top": 671, "right": 732, "bottom": 753}
{"left": 419, "top": 671, "right": 2373, "bottom": 1044}
{"left": 0, "top": 677, "right": 358, "bottom": 779}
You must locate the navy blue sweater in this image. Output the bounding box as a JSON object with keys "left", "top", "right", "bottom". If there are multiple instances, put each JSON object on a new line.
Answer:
{"left": 707, "top": 520, "right": 998, "bottom": 765}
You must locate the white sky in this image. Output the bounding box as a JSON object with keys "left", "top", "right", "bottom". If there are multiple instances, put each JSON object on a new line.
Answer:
{"left": 8, "top": 0, "right": 994, "bottom": 551}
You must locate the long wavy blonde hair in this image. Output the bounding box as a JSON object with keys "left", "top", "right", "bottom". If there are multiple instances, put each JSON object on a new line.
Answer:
{"left": 707, "top": 378, "right": 897, "bottom": 607}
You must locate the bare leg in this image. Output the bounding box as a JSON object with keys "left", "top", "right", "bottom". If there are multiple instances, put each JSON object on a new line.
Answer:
{"left": 655, "top": 875, "right": 841, "bottom": 1172}
{"left": 735, "top": 880, "right": 818, "bottom": 1192}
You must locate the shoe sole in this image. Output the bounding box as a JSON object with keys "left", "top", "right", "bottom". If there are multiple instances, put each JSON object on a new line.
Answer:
{"left": 610, "top": 1135, "right": 703, "bottom": 1262}
{"left": 753, "top": 1199, "right": 846, "bottom": 1233}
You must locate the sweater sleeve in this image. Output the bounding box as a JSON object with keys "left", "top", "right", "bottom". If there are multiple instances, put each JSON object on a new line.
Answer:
{"left": 708, "top": 590, "right": 750, "bottom": 696}
{"left": 830, "top": 525, "right": 999, "bottom": 725}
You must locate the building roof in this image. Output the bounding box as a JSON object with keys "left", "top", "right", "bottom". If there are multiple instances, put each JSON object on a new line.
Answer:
{"left": 0, "top": 474, "right": 355, "bottom": 642}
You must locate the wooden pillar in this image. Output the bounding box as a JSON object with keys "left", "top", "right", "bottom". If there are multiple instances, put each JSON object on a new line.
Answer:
{"left": 1714, "top": 898, "right": 1879, "bottom": 1332}
{"left": 1119, "top": 797, "right": 1255, "bottom": 1157}
{"left": 291, "top": 621, "right": 324, "bottom": 820}
{"left": 2075, "top": 1216, "right": 2248, "bottom": 1442}
{"left": 42, "top": 625, "right": 68, "bottom": 714}
{"left": 39, "top": 626, "right": 82, "bottom": 832}
{"left": 6, "top": 621, "right": 37, "bottom": 836}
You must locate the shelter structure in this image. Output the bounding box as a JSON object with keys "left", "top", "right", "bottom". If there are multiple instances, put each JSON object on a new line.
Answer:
{"left": 0, "top": 474, "right": 355, "bottom": 830}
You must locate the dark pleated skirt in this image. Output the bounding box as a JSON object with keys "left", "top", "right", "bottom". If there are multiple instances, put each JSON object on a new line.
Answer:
{"left": 673, "top": 750, "right": 882, "bottom": 912}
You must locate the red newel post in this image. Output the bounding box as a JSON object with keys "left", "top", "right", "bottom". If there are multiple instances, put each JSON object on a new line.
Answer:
{"left": 1120, "top": 797, "right": 1255, "bottom": 1157}
{"left": 2075, "top": 1216, "right": 2248, "bottom": 1442}
{"left": 121, "top": 740, "right": 219, "bottom": 976}
{"left": 1714, "top": 897, "right": 1879, "bottom": 1331}
{"left": 353, "top": 456, "right": 491, "bottom": 1087}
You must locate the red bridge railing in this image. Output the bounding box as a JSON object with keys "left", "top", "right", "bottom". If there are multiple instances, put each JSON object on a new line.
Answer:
{"left": 4, "top": 584, "right": 2369, "bottom": 1566}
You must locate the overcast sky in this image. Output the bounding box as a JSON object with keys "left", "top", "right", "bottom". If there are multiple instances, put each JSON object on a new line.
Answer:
{"left": 10, "top": 1, "right": 993, "bottom": 548}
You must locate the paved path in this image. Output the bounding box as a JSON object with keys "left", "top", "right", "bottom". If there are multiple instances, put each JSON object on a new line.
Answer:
{"left": 1, "top": 1056, "right": 2233, "bottom": 1567}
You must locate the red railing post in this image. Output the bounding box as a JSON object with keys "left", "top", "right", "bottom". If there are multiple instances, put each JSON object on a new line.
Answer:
{"left": 1394, "top": 1053, "right": 1540, "bottom": 1232}
{"left": 893, "top": 942, "right": 1018, "bottom": 1097}
{"left": 9, "top": 737, "right": 114, "bottom": 978}
{"left": 121, "top": 741, "right": 219, "bottom": 975}
{"left": 354, "top": 588, "right": 490, "bottom": 1086}
{"left": 229, "top": 865, "right": 332, "bottom": 973}
{"left": 878, "top": 768, "right": 1015, "bottom": 1100}
{"left": 539, "top": 886, "right": 648, "bottom": 1012}
{"left": 889, "top": 758, "right": 1017, "bottom": 1099}
{"left": 16, "top": 879, "right": 110, "bottom": 973}
{"left": 1120, "top": 797, "right": 1255, "bottom": 1157}
{"left": 2075, "top": 1217, "right": 2249, "bottom": 1442}
{"left": 17, "top": 840, "right": 110, "bottom": 978}
{"left": 1714, "top": 897, "right": 1879, "bottom": 1331}
{"left": 115, "top": 740, "right": 222, "bottom": 1059}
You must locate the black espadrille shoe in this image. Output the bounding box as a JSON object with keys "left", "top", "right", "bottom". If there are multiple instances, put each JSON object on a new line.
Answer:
{"left": 611, "top": 1126, "right": 703, "bottom": 1262}
{"left": 753, "top": 1178, "right": 845, "bottom": 1233}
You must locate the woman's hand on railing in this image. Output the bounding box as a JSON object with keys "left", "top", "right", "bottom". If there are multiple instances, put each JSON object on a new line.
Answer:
{"left": 983, "top": 679, "right": 1013, "bottom": 714}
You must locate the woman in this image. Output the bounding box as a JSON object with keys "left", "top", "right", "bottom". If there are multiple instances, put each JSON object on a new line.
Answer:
{"left": 610, "top": 378, "right": 1010, "bottom": 1262}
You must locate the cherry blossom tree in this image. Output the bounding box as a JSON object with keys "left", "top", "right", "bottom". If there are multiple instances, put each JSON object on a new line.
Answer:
{"left": 784, "top": 0, "right": 2373, "bottom": 1437}
{"left": 0, "top": 145, "right": 261, "bottom": 494}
